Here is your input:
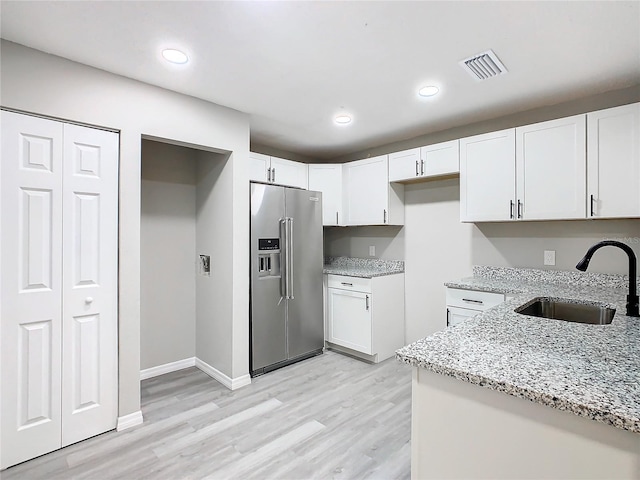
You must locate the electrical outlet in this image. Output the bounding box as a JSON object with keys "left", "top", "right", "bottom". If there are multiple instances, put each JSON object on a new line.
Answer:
{"left": 544, "top": 250, "right": 556, "bottom": 266}
{"left": 369, "top": 245, "right": 376, "bottom": 257}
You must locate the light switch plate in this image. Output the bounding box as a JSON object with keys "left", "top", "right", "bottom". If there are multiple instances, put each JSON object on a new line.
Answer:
{"left": 369, "top": 245, "right": 376, "bottom": 257}
{"left": 544, "top": 250, "right": 556, "bottom": 266}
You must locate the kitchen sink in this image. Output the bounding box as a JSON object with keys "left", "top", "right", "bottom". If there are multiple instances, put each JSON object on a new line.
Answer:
{"left": 515, "top": 297, "right": 615, "bottom": 325}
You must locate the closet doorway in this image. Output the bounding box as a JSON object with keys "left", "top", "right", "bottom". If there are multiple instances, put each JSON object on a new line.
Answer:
{"left": 140, "top": 139, "right": 232, "bottom": 385}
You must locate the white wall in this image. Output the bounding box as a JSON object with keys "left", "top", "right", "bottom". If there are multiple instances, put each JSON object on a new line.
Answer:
{"left": 140, "top": 140, "right": 197, "bottom": 370}
{"left": 323, "top": 226, "right": 404, "bottom": 260}
{"left": 1, "top": 40, "right": 251, "bottom": 419}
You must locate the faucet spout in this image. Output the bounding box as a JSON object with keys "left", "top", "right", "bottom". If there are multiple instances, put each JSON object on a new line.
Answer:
{"left": 576, "top": 240, "right": 639, "bottom": 317}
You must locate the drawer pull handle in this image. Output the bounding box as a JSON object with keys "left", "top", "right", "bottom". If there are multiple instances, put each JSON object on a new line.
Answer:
{"left": 462, "top": 298, "right": 483, "bottom": 304}
{"left": 341, "top": 282, "right": 353, "bottom": 286}
{"left": 365, "top": 295, "right": 370, "bottom": 310}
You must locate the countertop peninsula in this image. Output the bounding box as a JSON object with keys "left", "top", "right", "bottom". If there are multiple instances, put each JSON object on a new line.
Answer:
{"left": 396, "top": 266, "right": 640, "bottom": 433}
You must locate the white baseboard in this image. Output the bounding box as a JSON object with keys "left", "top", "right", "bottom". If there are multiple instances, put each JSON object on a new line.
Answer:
{"left": 140, "top": 357, "right": 196, "bottom": 380}
{"left": 195, "top": 357, "right": 251, "bottom": 390}
{"left": 116, "top": 410, "right": 143, "bottom": 431}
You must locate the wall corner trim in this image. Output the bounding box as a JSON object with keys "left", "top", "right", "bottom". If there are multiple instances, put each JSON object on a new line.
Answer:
{"left": 116, "top": 411, "right": 144, "bottom": 431}
{"left": 195, "top": 357, "right": 251, "bottom": 390}
{"left": 140, "top": 357, "right": 196, "bottom": 380}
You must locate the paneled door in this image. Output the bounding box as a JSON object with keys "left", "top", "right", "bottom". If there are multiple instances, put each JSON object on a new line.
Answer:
{"left": 61, "top": 124, "right": 118, "bottom": 447}
{"left": 1, "top": 111, "right": 118, "bottom": 469}
{"left": 1, "top": 112, "right": 64, "bottom": 469}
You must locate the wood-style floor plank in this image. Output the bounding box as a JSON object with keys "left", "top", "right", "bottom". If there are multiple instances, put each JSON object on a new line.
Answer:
{"left": 2, "top": 351, "right": 411, "bottom": 479}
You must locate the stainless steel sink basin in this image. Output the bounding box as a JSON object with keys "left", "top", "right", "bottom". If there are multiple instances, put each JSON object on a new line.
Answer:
{"left": 515, "top": 297, "right": 615, "bottom": 325}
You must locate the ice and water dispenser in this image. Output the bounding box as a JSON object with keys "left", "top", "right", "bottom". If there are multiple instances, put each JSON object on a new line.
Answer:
{"left": 257, "top": 238, "right": 281, "bottom": 278}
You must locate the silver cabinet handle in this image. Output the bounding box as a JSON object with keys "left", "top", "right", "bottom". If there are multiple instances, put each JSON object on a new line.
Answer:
{"left": 517, "top": 200, "right": 523, "bottom": 219}
{"left": 415, "top": 160, "right": 419, "bottom": 176}
{"left": 267, "top": 167, "right": 272, "bottom": 182}
{"left": 510, "top": 200, "right": 515, "bottom": 219}
{"left": 590, "top": 194, "right": 596, "bottom": 217}
{"left": 462, "top": 298, "right": 483, "bottom": 305}
{"left": 365, "top": 295, "right": 370, "bottom": 311}
{"left": 383, "top": 209, "right": 387, "bottom": 224}
{"left": 336, "top": 211, "right": 339, "bottom": 225}
{"left": 272, "top": 167, "right": 276, "bottom": 182}
{"left": 420, "top": 160, "right": 425, "bottom": 176}
{"left": 446, "top": 308, "right": 450, "bottom": 327}
{"left": 341, "top": 282, "right": 353, "bottom": 286}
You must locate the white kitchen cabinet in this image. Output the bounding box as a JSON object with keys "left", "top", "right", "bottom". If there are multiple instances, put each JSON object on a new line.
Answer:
{"left": 460, "top": 115, "right": 586, "bottom": 222}
{"left": 389, "top": 141, "right": 459, "bottom": 183}
{"left": 516, "top": 114, "right": 586, "bottom": 220}
{"left": 388, "top": 148, "right": 422, "bottom": 182}
{"left": 1, "top": 111, "right": 118, "bottom": 468}
{"left": 422, "top": 140, "right": 459, "bottom": 177}
{"left": 343, "top": 155, "right": 404, "bottom": 225}
{"left": 248, "top": 152, "right": 308, "bottom": 189}
{"left": 308, "top": 163, "right": 343, "bottom": 226}
{"left": 445, "top": 287, "right": 505, "bottom": 327}
{"left": 460, "top": 129, "right": 516, "bottom": 222}
{"left": 587, "top": 102, "right": 640, "bottom": 218}
{"left": 326, "top": 273, "right": 404, "bottom": 363}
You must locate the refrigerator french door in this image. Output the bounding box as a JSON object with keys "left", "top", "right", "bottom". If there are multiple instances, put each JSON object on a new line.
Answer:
{"left": 250, "top": 183, "right": 324, "bottom": 376}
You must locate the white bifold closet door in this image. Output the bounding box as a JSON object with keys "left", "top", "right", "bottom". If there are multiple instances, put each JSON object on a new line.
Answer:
{"left": 1, "top": 111, "right": 118, "bottom": 469}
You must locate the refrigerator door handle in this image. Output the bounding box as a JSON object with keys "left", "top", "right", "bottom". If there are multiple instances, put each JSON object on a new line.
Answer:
{"left": 286, "top": 217, "right": 294, "bottom": 300}
{"left": 279, "top": 218, "right": 287, "bottom": 304}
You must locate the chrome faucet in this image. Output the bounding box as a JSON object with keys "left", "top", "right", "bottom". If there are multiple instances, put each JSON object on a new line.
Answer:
{"left": 576, "top": 240, "right": 639, "bottom": 317}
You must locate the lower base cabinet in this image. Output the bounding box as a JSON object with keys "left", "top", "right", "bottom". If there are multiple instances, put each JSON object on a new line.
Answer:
{"left": 326, "top": 273, "right": 405, "bottom": 363}
{"left": 446, "top": 287, "right": 505, "bottom": 327}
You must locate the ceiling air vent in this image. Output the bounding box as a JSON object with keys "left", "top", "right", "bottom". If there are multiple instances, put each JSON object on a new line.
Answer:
{"left": 459, "top": 49, "right": 508, "bottom": 81}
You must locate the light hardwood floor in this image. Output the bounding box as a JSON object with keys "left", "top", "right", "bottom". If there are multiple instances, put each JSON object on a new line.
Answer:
{"left": 2, "top": 351, "right": 412, "bottom": 479}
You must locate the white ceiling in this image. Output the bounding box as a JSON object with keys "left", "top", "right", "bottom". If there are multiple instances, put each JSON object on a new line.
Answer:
{"left": 1, "top": 1, "right": 639, "bottom": 160}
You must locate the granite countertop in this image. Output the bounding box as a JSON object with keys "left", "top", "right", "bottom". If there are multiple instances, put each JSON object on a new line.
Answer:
{"left": 323, "top": 256, "right": 404, "bottom": 278}
{"left": 396, "top": 266, "right": 640, "bottom": 434}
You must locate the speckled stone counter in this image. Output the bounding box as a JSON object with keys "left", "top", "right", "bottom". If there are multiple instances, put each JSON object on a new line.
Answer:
{"left": 396, "top": 266, "right": 640, "bottom": 433}
{"left": 323, "top": 256, "right": 404, "bottom": 278}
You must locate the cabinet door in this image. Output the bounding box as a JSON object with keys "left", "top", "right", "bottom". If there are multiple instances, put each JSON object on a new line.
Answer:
{"left": 308, "top": 164, "right": 343, "bottom": 225}
{"left": 516, "top": 115, "right": 586, "bottom": 220}
{"left": 249, "top": 152, "right": 269, "bottom": 183}
{"left": 422, "top": 140, "right": 459, "bottom": 177}
{"left": 270, "top": 156, "right": 308, "bottom": 189}
{"left": 1, "top": 111, "right": 64, "bottom": 469}
{"left": 460, "top": 129, "right": 516, "bottom": 222}
{"left": 61, "top": 124, "right": 118, "bottom": 446}
{"left": 587, "top": 103, "right": 640, "bottom": 218}
{"left": 389, "top": 148, "right": 421, "bottom": 182}
{"left": 447, "top": 306, "right": 480, "bottom": 327}
{"left": 344, "top": 155, "right": 389, "bottom": 225}
{"left": 327, "top": 288, "right": 372, "bottom": 354}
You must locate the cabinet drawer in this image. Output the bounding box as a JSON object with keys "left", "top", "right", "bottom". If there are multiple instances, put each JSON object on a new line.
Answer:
{"left": 327, "top": 274, "right": 372, "bottom": 293}
{"left": 446, "top": 288, "right": 504, "bottom": 311}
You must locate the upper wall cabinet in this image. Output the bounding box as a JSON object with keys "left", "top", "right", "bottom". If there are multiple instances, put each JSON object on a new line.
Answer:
{"left": 389, "top": 140, "right": 459, "bottom": 183}
{"left": 516, "top": 114, "right": 586, "bottom": 220}
{"left": 308, "top": 164, "right": 343, "bottom": 226}
{"left": 343, "top": 155, "right": 404, "bottom": 225}
{"left": 249, "top": 152, "right": 308, "bottom": 189}
{"left": 460, "top": 115, "right": 587, "bottom": 222}
{"left": 587, "top": 102, "right": 640, "bottom": 218}
{"left": 460, "top": 129, "right": 516, "bottom": 222}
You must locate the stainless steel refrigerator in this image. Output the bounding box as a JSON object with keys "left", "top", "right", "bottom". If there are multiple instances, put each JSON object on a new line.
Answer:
{"left": 250, "top": 183, "right": 324, "bottom": 376}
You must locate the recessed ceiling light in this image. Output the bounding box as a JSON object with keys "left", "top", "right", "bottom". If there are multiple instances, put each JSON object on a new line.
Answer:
{"left": 418, "top": 85, "right": 440, "bottom": 97}
{"left": 162, "top": 48, "right": 189, "bottom": 64}
{"left": 334, "top": 114, "right": 352, "bottom": 125}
